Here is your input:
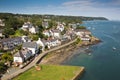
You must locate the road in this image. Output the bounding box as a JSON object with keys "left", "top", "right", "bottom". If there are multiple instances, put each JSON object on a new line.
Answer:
{"left": 1, "top": 39, "right": 77, "bottom": 80}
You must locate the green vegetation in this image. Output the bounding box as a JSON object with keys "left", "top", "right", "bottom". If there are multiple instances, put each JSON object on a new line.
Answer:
{"left": 76, "top": 26, "right": 86, "bottom": 29}
{"left": 0, "top": 52, "right": 13, "bottom": 74}
{"left": 0, "top": 13, "right": 108, "bottom": 38}
{"left": 1, "top": 53, "right": 13, "bottom": 66}
{"left": 15, "top": 30, "right": 24, "bottom": 36}
{"left": 74, "top": 38, "right": 82, "bottom": 45}
{"left": 13, "top": 64, "right": 83, "bottom": 80}
{"left": 0, "top": 61, "right": 8, "bottom": 74}
{"left": 29, "top": 34, "right": 39, "bottom": 41}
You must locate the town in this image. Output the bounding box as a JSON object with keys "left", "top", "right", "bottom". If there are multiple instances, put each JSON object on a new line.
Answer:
{"left": 0, "top": 14, "right": 100, "bottom": 80}
{"left": 1, "top": 0, "right": 118, "bottom": 80}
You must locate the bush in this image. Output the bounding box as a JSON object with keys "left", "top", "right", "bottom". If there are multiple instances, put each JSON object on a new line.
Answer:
{"left": 76, "top": 26, "right": 86, "bottom": 29}
{"left": 0, "top": 61, "right": 8, "bottom": 74}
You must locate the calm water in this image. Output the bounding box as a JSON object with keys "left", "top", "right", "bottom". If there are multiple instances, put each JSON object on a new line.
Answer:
{"left": 63, "top": 21, "right": 120, "bottom": 80}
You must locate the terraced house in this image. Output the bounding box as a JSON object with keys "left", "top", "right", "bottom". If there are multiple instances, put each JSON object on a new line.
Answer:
{"left": 0, "top": 37, "right": 23, "bottom": 50}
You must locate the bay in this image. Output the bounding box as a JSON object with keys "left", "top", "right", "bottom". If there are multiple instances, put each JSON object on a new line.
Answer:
{"left": 63, "top": 21, "right": 120, "bottom": 80}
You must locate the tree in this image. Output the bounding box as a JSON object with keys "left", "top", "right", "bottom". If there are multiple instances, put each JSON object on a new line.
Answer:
{"left": 1, "top": 52, "right": 13, "bottom": 67}
{"left": 31, "top": 35, "right": 39, "bottom": 41}
{"left": 38, "top": 32, "right": 45, "bottom": 39}
{"left": 38, "top": 25, "right": 45, "bottom": 32}
{"left": 5, "top": 17, "right": 23, "bottom": 30}
{"left": 22, "top": 30, "right": 29, "bottom": 36}
{"left": 3, "top": 28, "right": 15, "bottom": 37}
{"left": 35, "top": 20, "right": 42, "bottom": 26}
{"left": 0, "top": 61, "right": 8, "bottom": 74}
{"left": 76, "top": 26, "right": 86, "bottom": 29}
{"left": 16, "top": 44, "right": 22, "bottom": 50}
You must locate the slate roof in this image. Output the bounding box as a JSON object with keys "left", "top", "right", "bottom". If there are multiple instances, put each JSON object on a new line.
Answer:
{"left": 14, "top": 50, "right": 24, "bottom": 58}
{"left": 22, "top": 42, "right": 37, "bottom": 48}
{"left": 0, "top": 37, "right": 22, "bottom": 43}
{"left": 14, "top": 49, "right": 32, "bottom": 57}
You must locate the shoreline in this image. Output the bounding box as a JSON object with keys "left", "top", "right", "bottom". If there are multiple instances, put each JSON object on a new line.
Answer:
{"left": 72, "top": 67, "right": 85, "bottom": 80}
{"left": 41, "top": 37, "right": 101, "bottom": 65}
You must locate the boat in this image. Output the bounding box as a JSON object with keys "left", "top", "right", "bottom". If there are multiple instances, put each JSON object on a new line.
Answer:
{"left": 88, "top": 53, "right": 91, "bottom": 56}
{"left": 112, "top": 47, "right": 116, "bottom": 50}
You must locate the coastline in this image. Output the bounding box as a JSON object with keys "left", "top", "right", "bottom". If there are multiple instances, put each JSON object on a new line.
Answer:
{"left": 41, "top": 37, "right": 101, "bottom": 65}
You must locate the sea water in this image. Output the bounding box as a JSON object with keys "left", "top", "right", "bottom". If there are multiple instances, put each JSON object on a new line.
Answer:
{"left": 63, "top": 21, "right": 120, "bottom": 80}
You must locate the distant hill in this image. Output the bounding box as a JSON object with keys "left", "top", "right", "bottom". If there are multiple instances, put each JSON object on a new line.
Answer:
{"left": 0, "top": 13, "right": 108, "bottom": 22}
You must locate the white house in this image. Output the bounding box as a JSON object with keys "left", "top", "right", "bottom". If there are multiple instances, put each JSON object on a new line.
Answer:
{"left": 43, "top": 30, "right": 51, "bottom": 37}
{"left": 21, "top": 22, "right": 32, "bottom": 31}
{"left": 42, "top": 21, "right": 49, "bottom": 28}
{"left": 36, "top": 38, "right": 45, "bottom": 51}
{"left": 14, "top": 49, "right": 32, "bottom": 65}
{"left": 0, "top": 19, "right": 5, "bottom": 26}
{"left": 74, "top": 29, "right": 91, "bottom": 37}
{"left": 80, "top": 34, "right": 91, "bottom": 41}
{"left": 80, "top": 36, "right": 90, "bottom": 41}
{"left": 57, "top": 24, "right": 64, "bottom": 32}
{"left": 52, "top": 30, "right": 61, "bottom": 38}
{"left": 21, "top": 36, "right": 31, "bottom": 42}
{"left": 29, "top": 26, "right": 39, "bottom": 34}
{"left": 22, "top": 42, "right": 39, "bottom": 55}
{"left": 43, "top": 30, "right": 54, "bottom": 37}
{"left": 43, "top": 39, "right": 61, "bottom": 49}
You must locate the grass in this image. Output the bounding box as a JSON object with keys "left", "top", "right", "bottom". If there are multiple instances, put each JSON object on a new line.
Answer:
{"left": 13, "top": 65, "right": 83, "bottom": 80}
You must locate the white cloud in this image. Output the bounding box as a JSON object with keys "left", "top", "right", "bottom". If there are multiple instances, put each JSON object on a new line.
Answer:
{"left": 21, "top": 0, "right": 120, "bottom": 20}
{"left": 60, "top": 0, "right": 120, "bottom": 20}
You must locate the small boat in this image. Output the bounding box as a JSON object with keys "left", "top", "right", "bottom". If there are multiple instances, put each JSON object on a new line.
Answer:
{"left": 88, "top": 53, "right": 91, "bottom": 56}
{"left": 112, "top": 47, "right": 116, "bottom": 50}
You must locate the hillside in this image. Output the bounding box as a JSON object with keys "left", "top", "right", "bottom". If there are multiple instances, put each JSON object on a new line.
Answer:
{"left": 0, "top": 13, "right": 108, "bottom": 23}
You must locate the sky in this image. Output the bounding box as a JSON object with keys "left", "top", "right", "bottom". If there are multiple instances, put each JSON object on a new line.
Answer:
{"left": 0, "top": 0, "right": 120, "bottom": 20}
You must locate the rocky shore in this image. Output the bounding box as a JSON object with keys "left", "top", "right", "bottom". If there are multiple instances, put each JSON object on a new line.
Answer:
{"left": 41, "top": 37, "right": 101, "bottom": 65}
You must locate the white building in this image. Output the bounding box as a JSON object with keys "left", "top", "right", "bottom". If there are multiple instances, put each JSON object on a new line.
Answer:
{"left": 14, "top": 49, "right": 32, "bottom": 65}
{"left": 21, "top": 22, "right": 32, "bottom": 31}
{"left": 80, "top": 37, "right": 90, "bottom": 41}
{"left": 52, "top": 30, "right": 61, "bottom": 38}
{"left": 21, "top": 36, "right": 31, "bottom": 42}
{"left": 0, "top": 19, "right": 5, "bottom": 26}
{"left": 36, "top": 38, "right": 45, "bottom": 51}
{"left": 57, "top": 24, "right": 64, "bottom": 32}
{"left": 43, "top": 39, "right": 61, "bottom": 49}
{"left": 22, "top": 42, "right": 39, "bottom": 55}
{"left": 43, "top": 30, "right": 51, "bottom": 37}
{"left": 42, "top": 21, "right": 49, "bottom": 28}
{"left": 74, "top": 29, "right": 91, "bottom": 37}
{"left": 29, "top": 26, "right": 39, "bottom": 34}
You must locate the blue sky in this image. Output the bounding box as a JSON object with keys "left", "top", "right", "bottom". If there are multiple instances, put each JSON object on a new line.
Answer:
{"left": 0, "top": 0, "right": 120, "bottom": 20}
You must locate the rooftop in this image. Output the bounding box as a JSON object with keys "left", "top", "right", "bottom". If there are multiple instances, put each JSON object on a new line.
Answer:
{"left": 23, "top": 42, "right": 37, "bottom": 48}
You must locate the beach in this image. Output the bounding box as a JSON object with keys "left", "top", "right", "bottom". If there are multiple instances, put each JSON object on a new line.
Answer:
{"left": 41, "top": 37, "right": 100, "bottom": 65}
